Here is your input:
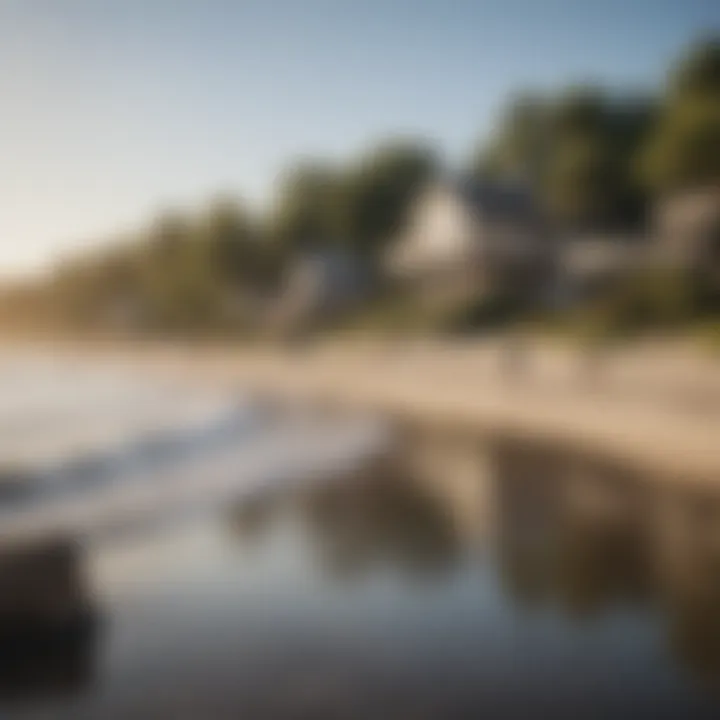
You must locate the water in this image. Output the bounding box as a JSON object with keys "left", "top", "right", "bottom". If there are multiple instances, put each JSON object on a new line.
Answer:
{"left": 3, "top": 424, "right": 720, "bottom": 719}
{"left": 0, "top": 354, "right": 387, "bottom": 541}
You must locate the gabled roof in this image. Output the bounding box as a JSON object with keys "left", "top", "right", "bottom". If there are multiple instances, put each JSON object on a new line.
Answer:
{"left": 452, "top": 176, "right": 538, "bottom": 223}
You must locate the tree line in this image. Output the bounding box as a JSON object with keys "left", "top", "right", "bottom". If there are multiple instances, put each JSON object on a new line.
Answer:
{"left": 475, "top": 35, "right": 719, "bottom": 230}
{"left": 1, "top": 36, "right": 718, "bottom": 335}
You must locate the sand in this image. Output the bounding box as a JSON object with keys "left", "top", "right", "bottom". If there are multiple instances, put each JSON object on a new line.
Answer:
{"left": 3, "top": 337, "right": 720, "bottom": 486}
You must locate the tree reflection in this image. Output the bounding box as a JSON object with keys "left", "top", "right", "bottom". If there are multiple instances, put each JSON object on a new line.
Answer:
{"left": 493, "top": 440, "right": 573, "bottom": 608}
{"left": 667, "top": 575, "right": 720, "bottom": 687}
{"left": 491, "top": 437, "right": 720, "bottom": 688}
{"left": 294, "top": 458, "right": 464, "bottom": 582}
{"left": 552, "top": 519, "right": 654, "bottom": 617}
{"left": 660, "top": 492, "right": 720, "bottom": 688}
{"left": 223, "top": 429, "right": 720, "bottom": 691}
{"left": 493, "top": 440, "right": 656, "bottom": 615}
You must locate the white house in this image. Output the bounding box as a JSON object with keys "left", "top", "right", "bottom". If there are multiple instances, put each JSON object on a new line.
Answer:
{"left": 387, "top": 177, "right": 549, "bottom": 303}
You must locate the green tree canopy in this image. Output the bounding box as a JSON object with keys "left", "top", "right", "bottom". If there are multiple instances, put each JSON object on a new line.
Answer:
{"left": 196, "top": 198, "right": 265, "bottom": 285}
{"left": 472, "top": 93, "right": 548, "bottom": 184}
{"left": 269, "top": 161, "right": 347, "bottom": 255}
{"left": 640, "top": 37, "right": 720, "bottom": 192}
{"left": 340, "top": 139, "right": 439, "bottom": 258}
{"left": 671, "top": 36, "right": 720, "bottom": 98}
{"left": 474, "top": 86, "right": 656, "bottom": 230}
{"left": 269, "top": 140, "right": 438, "bottom": 263}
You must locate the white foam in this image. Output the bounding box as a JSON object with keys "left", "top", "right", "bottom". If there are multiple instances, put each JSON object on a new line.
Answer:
{"left": 0, "top": 356, "right": 389, "bottom": 543}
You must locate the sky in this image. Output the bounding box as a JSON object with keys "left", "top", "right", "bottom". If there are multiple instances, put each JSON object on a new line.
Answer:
{"left": 1, "top": 0, "right": 717, "bottom": 277}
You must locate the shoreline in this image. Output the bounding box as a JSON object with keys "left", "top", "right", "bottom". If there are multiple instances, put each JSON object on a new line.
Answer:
{"left": 3, "top": 338, "right": 720, "bottom": 487}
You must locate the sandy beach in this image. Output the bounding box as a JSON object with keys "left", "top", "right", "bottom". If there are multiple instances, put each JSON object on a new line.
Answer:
{"left": 9, "top": 337, "right": 719, "bottom": 486}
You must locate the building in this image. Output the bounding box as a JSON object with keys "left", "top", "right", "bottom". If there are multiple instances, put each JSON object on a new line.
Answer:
{"left": 387, "top": 176, "right": 550, "bottom": 306}
{"left": 270, "top": 249, "right": 371, "bottom": 337}
{"left": 554, "top": 233, "right": 649, "bottom": 308}
{"left": 654, "top": 188, "right": 720, "bottom": 280}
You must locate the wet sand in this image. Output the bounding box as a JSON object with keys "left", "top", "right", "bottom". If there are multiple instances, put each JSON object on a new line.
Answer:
{"left": 224, "top": 343, "right": 720, "bottom": 485}
{"left": 6, "top": 338, "right": 718, "bottom": 486}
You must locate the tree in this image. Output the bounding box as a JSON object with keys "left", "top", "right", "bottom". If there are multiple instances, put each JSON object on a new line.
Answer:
{"left": 671, "top": 36, "right": 720, "bottom": 98}
{"left": 135, "top": 210, "right": 221, "bottom": 329}
{"left": 543, "top": 133, "right": 621, "bottom": 230}
{"left": 197, "top": 197, "right": 264, "bottom": 286}
{"left": 543, "top": 87, "right": 640, "bottom": 230}
{"left": 640, "top": 37, "right": 720, "bottom": 192}
{"left": 472, "top": 93, "right": 549, "bottom": 186}
{"left": 340, "top": 139, "right": 439, "bottom": 259}
{"left": 269, "top": 161, "right": 347, "bottom": 256}
{"left": 474, "top": 87, "right": 655, "bottom": 230}
{"left": 268, "top": 141, "right": 438, "bottom": 265}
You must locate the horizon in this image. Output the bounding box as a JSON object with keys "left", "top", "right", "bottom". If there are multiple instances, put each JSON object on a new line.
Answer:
{"left": 1, "top": 0, "right": 717, "bottom": 278}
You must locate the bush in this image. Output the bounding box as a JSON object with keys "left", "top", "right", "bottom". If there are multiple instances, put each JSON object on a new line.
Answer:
{"left": 568, "top": 267, "right": 717, "bottom": 341}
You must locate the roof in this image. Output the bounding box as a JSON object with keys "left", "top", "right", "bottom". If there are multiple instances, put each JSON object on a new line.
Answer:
{"left": 386, "top": 176, "right": 542, "bottom": 277}
{"left": 453, "top": 176, "right": 538, "bottom": 223}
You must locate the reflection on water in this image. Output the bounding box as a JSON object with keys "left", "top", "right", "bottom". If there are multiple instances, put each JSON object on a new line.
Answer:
{"left": 490, "top": 437, "right": 720, "bottom": 684}
{"left": 293, "top": 459, "right": 463, "bottom": 581}
{"left": 492, "top": 441, "right": 656, "bottom": 615}
{"left": 4, "top": 429, "right": 720, "bottom": 718}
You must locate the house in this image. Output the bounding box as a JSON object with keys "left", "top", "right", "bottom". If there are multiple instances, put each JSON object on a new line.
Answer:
{"left": 553, "top": 233, "right": 649, "bottom": 308}
{"left": 653, "top": 188, "right": 720, "bottom": 280}
{"left": 387, "top": 176, "right": 551, "bottom": 306}
{"left": 270, "top": 249, "right": 370, "bottom": 336}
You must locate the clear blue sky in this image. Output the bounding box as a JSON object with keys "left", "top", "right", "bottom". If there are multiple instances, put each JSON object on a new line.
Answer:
{"left": 1, "top": 0, "right": 716, "bottom": 276}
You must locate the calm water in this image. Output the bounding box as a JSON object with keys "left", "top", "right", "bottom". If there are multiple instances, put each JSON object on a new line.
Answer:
{"left": 3, "top": 428, "right": 720, "bottom": 719}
